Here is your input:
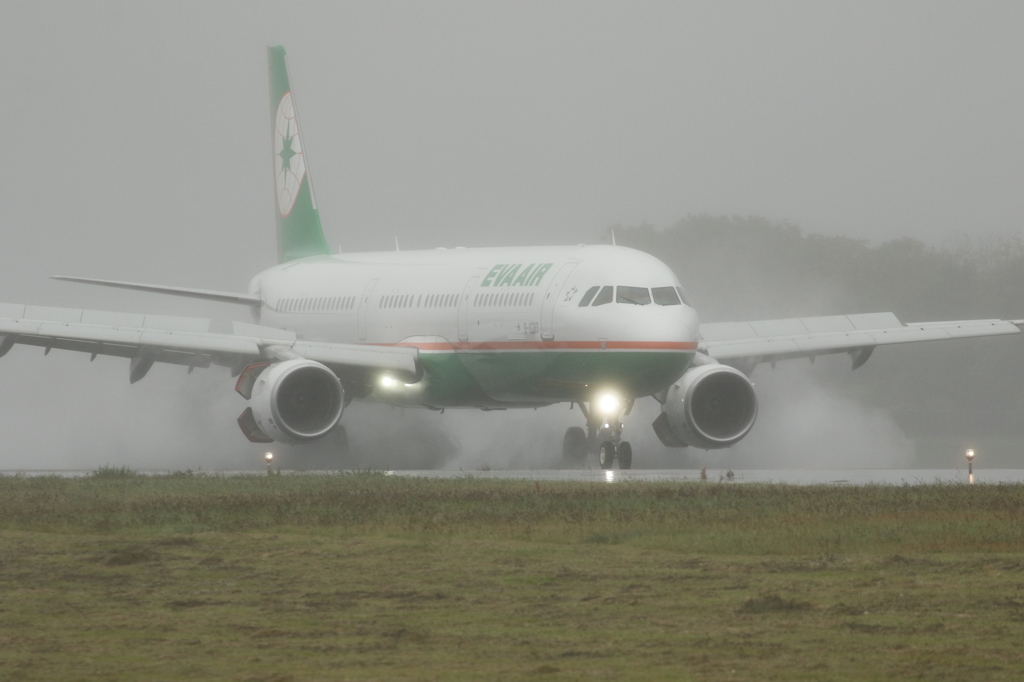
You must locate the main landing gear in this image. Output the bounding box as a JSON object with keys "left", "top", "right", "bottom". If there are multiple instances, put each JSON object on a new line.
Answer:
{"left": 561, "top": 394, "right": 635, "bottom": 470}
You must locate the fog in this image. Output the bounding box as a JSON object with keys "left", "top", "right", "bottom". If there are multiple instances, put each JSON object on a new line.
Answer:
{"left": 1, "top": 3, "right": 1022, "bottom": 470}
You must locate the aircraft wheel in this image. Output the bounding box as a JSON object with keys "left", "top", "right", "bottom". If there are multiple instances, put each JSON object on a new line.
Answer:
{"left": 599, "top": 441, "right": 616, "bottom": 470}
{"left": 562, "top": 426, "right": 588, "bottom": 465}
{"left": 617, "top": 441, "right": 633, "bottom": 470}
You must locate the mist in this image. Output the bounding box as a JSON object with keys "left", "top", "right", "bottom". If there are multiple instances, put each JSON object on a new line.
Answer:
{"left": 1, "top": 3, "right": 1022, "bottom": 471}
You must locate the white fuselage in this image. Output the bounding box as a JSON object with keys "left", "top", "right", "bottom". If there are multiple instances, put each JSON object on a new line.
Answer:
{"left": 252, "top": 244, "right": 699, "bottom": 408}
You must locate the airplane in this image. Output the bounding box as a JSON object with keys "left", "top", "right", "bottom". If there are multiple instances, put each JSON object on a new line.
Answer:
{"left": 1, "top": 46, "right": 1021, "bottom": 470}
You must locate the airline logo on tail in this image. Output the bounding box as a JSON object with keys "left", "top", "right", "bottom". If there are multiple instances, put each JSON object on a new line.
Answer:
{"left": 274, "top": 91, "right": 306, "bottom": 217}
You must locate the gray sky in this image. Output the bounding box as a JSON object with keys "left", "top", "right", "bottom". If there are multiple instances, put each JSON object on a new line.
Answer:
{"left": 0, "top": 1, "right": 1022, "bottom": 469}
{"left": 3, "top": 1, "right": 1023, "bottom": 297}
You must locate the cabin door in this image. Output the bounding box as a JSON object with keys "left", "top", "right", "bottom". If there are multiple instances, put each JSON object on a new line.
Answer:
{"left": 357, "top": 278, "right": 377, "bottom": 340}
{"left": 540, "top": 262, "right": 578, "bottom": 341}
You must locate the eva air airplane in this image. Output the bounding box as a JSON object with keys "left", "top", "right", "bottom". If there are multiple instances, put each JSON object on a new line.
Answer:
{"left": 1, "top": 47, "right": 1020, "bottom": 469}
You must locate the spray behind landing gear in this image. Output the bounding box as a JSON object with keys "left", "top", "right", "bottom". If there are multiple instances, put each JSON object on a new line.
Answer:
{"left": 562, "top": 394, "right": 635, "bottom": 470}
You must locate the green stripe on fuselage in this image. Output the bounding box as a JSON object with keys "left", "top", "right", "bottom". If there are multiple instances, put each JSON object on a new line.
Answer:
{"left": 416, "top": 350, "right": 693, "bottom": 406}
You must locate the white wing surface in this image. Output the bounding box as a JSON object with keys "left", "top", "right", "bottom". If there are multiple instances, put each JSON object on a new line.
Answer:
{"left": 0, "top": 303, "right": 418, "bottom": 383}
{"left": 699, "top": 312, "right": 1023, "bottom": 373}
{"left": 51, "top": 275, "right": 262, "bottom": 306}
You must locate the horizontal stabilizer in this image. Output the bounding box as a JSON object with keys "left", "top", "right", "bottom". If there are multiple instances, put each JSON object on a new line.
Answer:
{"left": 52, "top": 276, "right": 261, "bottom": 306}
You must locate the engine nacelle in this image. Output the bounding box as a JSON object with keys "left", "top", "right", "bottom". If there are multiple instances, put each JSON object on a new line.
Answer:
{"left": 652, "top": 363, "right": 758, "bottom": 450}
{"left": 246, "top": 359, "right": 344, "bottom": 444}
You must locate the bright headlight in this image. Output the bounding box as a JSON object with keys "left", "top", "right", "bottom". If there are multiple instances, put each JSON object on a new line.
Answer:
{"left": 597, "top": 392, "right": 620, "bottom": 415}
{"left": 380, "top": 375, "right": 398, "bottom": 389}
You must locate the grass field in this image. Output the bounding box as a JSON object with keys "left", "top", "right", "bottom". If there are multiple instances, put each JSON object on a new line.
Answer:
{"left": 2, "top": 470, "right": 1024, "bottom": 680}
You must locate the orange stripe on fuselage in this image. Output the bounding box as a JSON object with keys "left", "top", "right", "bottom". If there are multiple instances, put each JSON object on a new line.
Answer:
{"left": 387, "top": 340, "right": 697, "bottom": 352}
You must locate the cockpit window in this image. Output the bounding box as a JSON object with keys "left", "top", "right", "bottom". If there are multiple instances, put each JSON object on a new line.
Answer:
{"left": 591, "top": 286, "right": 613, "bottom": 306}
{"left": 652, "top": 286, "right": 681, "bottom": 306}
{"left": 616, "top": 286, "right": 651, "bottom": 305}
{"left": 579, "top": 286, "right": 600, "bottom": 307}
{"left": 675, "top": 286, "right": 690, "bottom": 306}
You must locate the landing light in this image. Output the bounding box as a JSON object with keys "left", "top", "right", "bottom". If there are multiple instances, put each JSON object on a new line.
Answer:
{"left": 597, "top": 392, "right": 620, "bottom": 415}
{"left": 380, "top": 375, "right": 418, "bottom": 389}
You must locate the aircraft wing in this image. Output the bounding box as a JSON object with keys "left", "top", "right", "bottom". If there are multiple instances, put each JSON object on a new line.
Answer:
{"left": 699, "top": 312, "right": 1023, "bottom": 374}
{"left": 0, "top": 303, "right": 418, "bottom": 383}
{"left": 51, "top": 275, "right": 262, "bottom": 306}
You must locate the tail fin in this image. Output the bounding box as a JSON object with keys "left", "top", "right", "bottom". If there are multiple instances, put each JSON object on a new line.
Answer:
{"left": 268, "top": 46, "right": 330, "bottom": 263}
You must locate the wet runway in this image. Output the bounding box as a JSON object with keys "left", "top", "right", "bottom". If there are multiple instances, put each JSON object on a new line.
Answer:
{"left": 385, "top": 468, "right": 1024, "bottom": 485}
{"left": 4, "top": 468, "right": 1023, "bottom": 484}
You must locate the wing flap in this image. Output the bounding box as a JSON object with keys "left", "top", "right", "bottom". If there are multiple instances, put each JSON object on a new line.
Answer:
{"left": 0, "top": 318, "right": 255, "bottom": 355}
{"left": 293, "top": 341, "right": 419, "bottom": 377}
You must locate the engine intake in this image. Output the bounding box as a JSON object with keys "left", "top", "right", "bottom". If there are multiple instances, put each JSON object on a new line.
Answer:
{"left": 242, "top": 359, "right": 344, "bottom": 444}
{"left": 652, "top": 363, "right": 758, "bottom": 450}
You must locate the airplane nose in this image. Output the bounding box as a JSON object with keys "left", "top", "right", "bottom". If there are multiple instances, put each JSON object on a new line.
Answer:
{"left": 623, "top": 304, "right": 698, "bottom": 344}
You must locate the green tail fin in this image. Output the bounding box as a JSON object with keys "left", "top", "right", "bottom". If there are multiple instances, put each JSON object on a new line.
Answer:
{"left": 268, "top": 46, "right": 330, "bottom": 263}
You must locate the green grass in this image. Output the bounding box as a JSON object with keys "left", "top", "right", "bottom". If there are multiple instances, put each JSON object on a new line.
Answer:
{"left": 2, "top": 472, "right": 1024, "bottom": 680}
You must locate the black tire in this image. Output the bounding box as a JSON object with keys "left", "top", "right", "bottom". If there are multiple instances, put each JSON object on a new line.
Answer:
{"left": 599, "top": 441, "right": 616, "bottom": 470}
{"left": 617, "top": 441, "right": 633, "bottom": 470}
{"left": 562, "top": 426, "right": 588, "bottom": 465}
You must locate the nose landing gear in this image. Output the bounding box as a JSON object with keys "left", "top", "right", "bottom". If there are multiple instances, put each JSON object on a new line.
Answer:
{"left": 597, "top": 440, "right": 634, "bottom": 469}
{"left": 561, "top": 396, "right": 634, "bottom": 470}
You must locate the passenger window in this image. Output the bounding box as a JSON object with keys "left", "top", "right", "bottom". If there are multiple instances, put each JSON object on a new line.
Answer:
{"left": 652, "top": 287, "right": 681, "bottom": 306}
{"left": 616, "top": 286, "right": 651, "bottom": 305}
{"left": 591, "top": 286, "right": 613, "bottom": 306}
{"left": 579, "top": 286, "right": 600, "bottom": 307}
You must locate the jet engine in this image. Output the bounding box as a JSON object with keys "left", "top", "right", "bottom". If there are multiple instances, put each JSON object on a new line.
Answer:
{"left": 652, "top": 363, "right": 758, "bottom": 450}
{"left": 239, "top": 359, "right": 344, "bottom": 444}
